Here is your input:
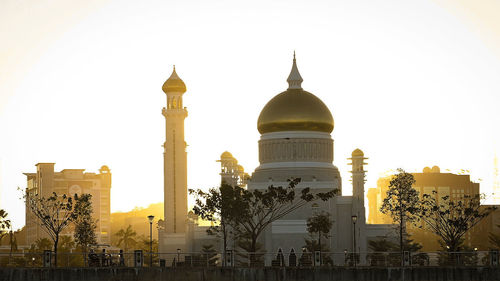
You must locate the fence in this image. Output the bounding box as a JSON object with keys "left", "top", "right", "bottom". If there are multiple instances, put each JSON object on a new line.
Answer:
{"left": 0, "top": 250, "right": 498, "bottom": 268}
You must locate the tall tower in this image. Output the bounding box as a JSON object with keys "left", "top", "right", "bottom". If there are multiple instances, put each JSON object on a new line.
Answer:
{"left": 349, "top": 149, "right": 367, "bottom": 255}
{"left": 162, "top": 66, "right": 188, "bottom": 235}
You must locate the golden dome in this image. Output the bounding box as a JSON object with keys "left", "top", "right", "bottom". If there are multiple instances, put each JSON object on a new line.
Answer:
{"left": 352, "top": 149, "right": 364, "bottom": 157}
{"left": 257, "top": 54, "right": 334, "bottom": 134}
{"left": 162, "top": 66, "right": 186, "bottom": 94}
{"left": 257, "top": 89, "right": 334, "bottom": 134}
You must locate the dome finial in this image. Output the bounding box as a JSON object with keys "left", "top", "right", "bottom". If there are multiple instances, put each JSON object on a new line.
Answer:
{"left": 287, "top": 52, "right": 303, "bottom": 90}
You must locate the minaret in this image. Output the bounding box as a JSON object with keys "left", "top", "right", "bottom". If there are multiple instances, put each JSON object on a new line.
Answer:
{"left": 162, "top": 66, "right": 188, "bottom": 235}
{"left": 349, "top": 149, "right": 368, "bottom": 256}
{"left": 350, "top": 149, "right": 367, "bottom": 201}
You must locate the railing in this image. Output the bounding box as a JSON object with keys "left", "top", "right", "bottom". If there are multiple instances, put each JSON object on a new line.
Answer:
{"left": 0, "top": 251, "right": 497, "bottom": 268}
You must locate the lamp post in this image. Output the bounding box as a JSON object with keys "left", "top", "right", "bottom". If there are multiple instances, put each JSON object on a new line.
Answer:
{"left": 148, "top": 215, "right": 154, "bottom": 267}
{"left": 351, "top": 215, "right": 358, "bottom": 267}
{"left": 344, "top": 249, "right": 347, "bottom": 266}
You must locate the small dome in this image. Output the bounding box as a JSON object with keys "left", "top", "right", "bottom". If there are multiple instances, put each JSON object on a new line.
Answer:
{"left": 99, "top": 165, "right": 110, "bottom": 173}
{"left": 423, "top": 167, "right": 431, "bottom": 173}
{"left": 162, "top": 66, "right": 186, "bottom": 94}
{"left": 352, "top": 149, "right": 364, "bottom": 157}
{"left": 221, "top": 151, "right": 233, "bottom": 158}
{"left": 431, "top": 166, "right": 440, "bottom": 173}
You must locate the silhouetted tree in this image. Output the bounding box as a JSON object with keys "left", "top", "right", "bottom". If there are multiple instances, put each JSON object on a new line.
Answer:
{"left": 24, "top": 192, "right": 87, "bottom": 266}
{"left": 380, "top": 169, "right": 419, "bottom": 262}
{"left": 232, "top": 178, "right": 337, "bottom": 264}
{"left": 419, "top": 192, "right": 495, "bottom": 252}
{"left": 367, "top": 238, "right": 395, "bottom": 266}
{"left": 189, "top": 184, "right": 244, "bottom": 265}
{"left": 73, "top": 194, "right": 97, "bottom": 259}
{"left": 114, "top": 225, "right": 137, "bottom": 252}
{"left": 306, "top": 211, "right": 332, "bottom": 262}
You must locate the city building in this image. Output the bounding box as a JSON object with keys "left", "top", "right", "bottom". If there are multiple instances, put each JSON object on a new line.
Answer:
{"left": 367, "top": 166, "right": 498, "bottom": 251}
{"left": 23, "top": 163, "right": 111, "bottom": 246}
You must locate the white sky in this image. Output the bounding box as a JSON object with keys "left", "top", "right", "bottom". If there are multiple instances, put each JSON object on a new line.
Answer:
{"left": 1, "top": 0, "right": 500, "bottom": 229}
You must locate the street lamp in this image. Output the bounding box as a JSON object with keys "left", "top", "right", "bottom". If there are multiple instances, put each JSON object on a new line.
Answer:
{"left": 344, "top": 249, "right": 347, "bottom": 266}
{"left": 351, "top": 215, "right": 358, "bottom": 267}
{"left": 148, "top": 215, "right": 154, "bottom": 267}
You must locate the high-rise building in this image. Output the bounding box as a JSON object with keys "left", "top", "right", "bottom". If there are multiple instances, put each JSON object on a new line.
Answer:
{"left": 24, "top": 163, "right": 111, "bottom": 246}
{"left": 367, "top": 166, "right": 489, "bottom": 250}
{"left": 159, "top": 66, "right": 189, "bottom": 253}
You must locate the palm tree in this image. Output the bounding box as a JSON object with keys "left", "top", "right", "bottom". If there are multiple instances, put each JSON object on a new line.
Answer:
{"left": 367, "top": 238, "right": 395, "bottom": 266}
{"left": 115, "top": 225, "right": 137, "bottom": 252}
{"left": 33, "top": 238, "right": 52, "bottom": 251}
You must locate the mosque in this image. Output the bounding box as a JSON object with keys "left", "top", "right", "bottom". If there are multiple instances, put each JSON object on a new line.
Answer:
{"left": 158, "top": 55, "right": 392, "bottom": 265}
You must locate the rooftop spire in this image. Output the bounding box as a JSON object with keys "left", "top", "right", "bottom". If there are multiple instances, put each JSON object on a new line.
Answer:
{"left": 287, "top": 51, "right": 303, "bottom": 90}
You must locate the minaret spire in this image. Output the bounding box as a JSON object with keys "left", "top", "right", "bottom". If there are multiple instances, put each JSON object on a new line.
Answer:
{"left": 287, "top": 51, "right": 303, "bottom": 90}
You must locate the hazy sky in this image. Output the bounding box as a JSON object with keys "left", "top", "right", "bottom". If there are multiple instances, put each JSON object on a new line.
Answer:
{"left": 1, "top": 0, "right": 500, "bottom": 229}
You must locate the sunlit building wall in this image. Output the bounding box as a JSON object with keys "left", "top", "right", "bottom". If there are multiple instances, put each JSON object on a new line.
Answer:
{"left": 24, "top": 163, "right": 111, "bottom": 247}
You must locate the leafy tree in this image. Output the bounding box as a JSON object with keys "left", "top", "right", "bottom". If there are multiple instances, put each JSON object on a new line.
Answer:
{"left": 24, "top": 191, "right": 84, "bottom": 266}
{"left": 419, "top": 192, "right": 496, "bottom": 253}
{"left": 0, "top": 209, "right": 11, "bottom": 243}
{"left": 114, "top": 225, "right": 137, "bottom": 252}
{"left": 73, "top": 194, "right": 97, "bottom": 256}
{"left": 380, "top": 169, "right": 419, "bottom": 261}
{"left": 190, "top": 184, "right": 244, "bottom": 264}
{"left": 232, "top": 178, "right": 337, "bottom": 264}
{"left": 306, "top": 211, "right": 332, "bottom": 258}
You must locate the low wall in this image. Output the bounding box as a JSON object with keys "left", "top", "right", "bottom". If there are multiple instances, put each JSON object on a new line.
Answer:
{"left": 0, "top": 267, "right": 499, "bottom": 281}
